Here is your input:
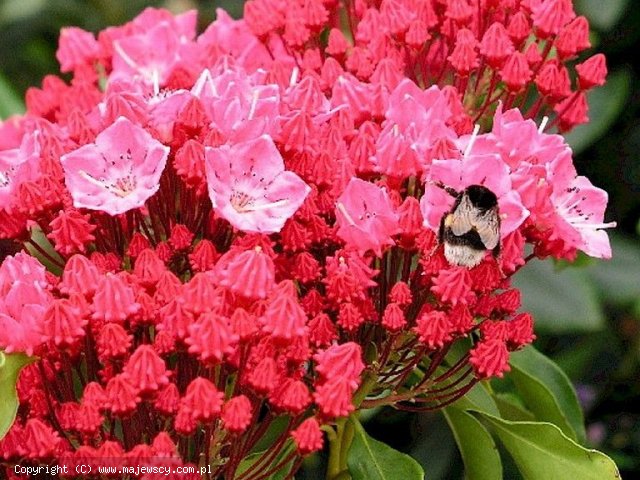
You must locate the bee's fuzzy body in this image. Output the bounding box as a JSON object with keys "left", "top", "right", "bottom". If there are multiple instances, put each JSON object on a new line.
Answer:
{"left": 438, "top": 185, "right": 501, "bottom": 268}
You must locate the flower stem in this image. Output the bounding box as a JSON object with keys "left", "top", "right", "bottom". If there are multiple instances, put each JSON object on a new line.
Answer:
{"left": 326, "top": 371, "right": 377, "bottom": 480}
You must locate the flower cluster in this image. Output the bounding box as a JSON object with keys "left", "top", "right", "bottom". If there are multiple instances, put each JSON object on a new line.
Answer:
{"left": 0, "top": 1, "right": 612, "bottom": 479}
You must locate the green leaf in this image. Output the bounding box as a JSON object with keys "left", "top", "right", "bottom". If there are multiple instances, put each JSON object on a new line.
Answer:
{"left": 453, "top": 381, "right": 500, "bottom": 416}
{"left": 564, "top": 69, "right": 631, "bottom": 155}
{"left": 347, "top": 416, "right": 424, "bottom": 480}
{"left": 575, "top": 0, "right": 629, "bottom": 31}
{"left": 473, "top": 413, "right": 621, "bottom": 480}
{"left": 509, "top": 346, "right": 586, "bottom": 444}
{"left": 493, "top": 393, "right": 536, "bottom": 422}
{"left": 512, "top": 258, "right": 604, "bottom": 334}
{"left": 0, "top": 73, "right": 25, "bottom": 119}
{"left": 234, "top": 440, "right": 295, "bottom": 480}
{"left": 0, "top": 352, "right": 35, "bottom": 439}
{"left": 443, "top": 407, "right": 502, "bottom": 480}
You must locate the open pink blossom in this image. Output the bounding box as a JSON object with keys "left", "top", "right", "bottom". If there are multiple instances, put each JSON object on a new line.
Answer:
{"left": 56, "top": 27, "right": 100, "bottom": 73}
{"left": 0, "top": 132, "right": 40, "bottom": 210}
{"left": 546, "top": 153, "right": 615, "bottom": 258}
{"left": 111, "top": 23, "right": 184, "bottom": 86}
{"left": 129, "top": 8, "right": 197, "bottom": 38}
{"left": 490, "top": 106, "right": 569, "bottom": 168}
{"left": 384, "top": 79, "right": 457, "bottom": 163}
{"left": 197, "top": 9, "right": 275, "bottom": 71}
{"left": 421, "top": 133, "right": 529, "bottom": 238}
{"left": 192, "top": 67, "right": 280, "bottom": 143}
{"left": 335, "top": 178, "right": 400, "bottom": 256}
{"left": 61, "top": 117, "right": 169, "bottom": 215}
{"left": 205, "top": 135, "right": 310, "bottom": 233}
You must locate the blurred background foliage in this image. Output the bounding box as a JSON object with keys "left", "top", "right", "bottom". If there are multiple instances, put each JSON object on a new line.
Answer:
{"left": 0, "top": 0, "right": 639, "bottom": 477}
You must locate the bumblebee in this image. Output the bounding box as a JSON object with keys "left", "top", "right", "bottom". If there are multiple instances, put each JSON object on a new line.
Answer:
{"left": 438, "top": 184, "right": 501, "bottom": 268}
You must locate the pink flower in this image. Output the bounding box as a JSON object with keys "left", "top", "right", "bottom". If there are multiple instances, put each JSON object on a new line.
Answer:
{"left": 110, "top": 10, "right": 198, "bottom": 86}
{"left": 490, "top": 106, "right": 567, "bottom": 169}
{"left": 0, "top": 253, "right": 51, "bottom": 355}
{"left": 205, "top": 135, "right": 310, "bottom": 233}
{"left": 335, "top": 178, "right": 400, "bottom": 256}
{"left": 192, "top": 68, "right": 280, "bottom": 143}
{"left": 0, "top": 132, "right": 40, "bottom": 210}
{"left": 197, "top": 9, "right": 275, "bottom": 71}
{"left": 61, "top": 117, "right": 170, "bottom": 215}
{"left": 56, "top": 27, "right": 100, "bottom": 73}
{"left": 546, "top": 155, "right": 615, "bottom": 258}
{"left": 291, "top": 417, "right": 324, "bottom": 454}
{"left": 384, "top": 79, "right": 457, "bottom": 161}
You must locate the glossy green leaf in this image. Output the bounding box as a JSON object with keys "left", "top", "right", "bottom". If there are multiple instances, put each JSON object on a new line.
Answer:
{"left": 453, "top": 381, "right": 500, "bottom": 416}
{"left": 493, "top": 393, "right": 535, "bottom": 422}
{"left": 0, "top": 352, "right": 35, "bottom": 439}
{"left": 0, "top": 73, "right": 25, "bottom": 119}
{"left": 347, "top": 416, "right": 424, "bottom": 480}
{"left": 473, "top": 413, "right": 621, "bottom": 480}
{"left": 509, "top": 346, "right": 586, "bottom": 443}
{"left": 575, "top": 0, "right": 629, "bottom": 30}
{"left": 512, "top": 258, "right": 604, "bottom": 333}
{"left": 443, "top": 407, "right": 502, "bottom": 480}
{"left": 565, "top": 69, "right": 631, "bottom": 155}
{"left": 234, "top": 441, "right": 295, "bottom": 480}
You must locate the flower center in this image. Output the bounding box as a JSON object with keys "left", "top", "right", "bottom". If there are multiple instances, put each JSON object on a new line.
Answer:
{"left": 79, "top": 170, "right": 138, "bottom": 198}
{"left": 230, "top": 190, "right": 254, "bottom": 212}
{"left": 112, "top": 175, "right": 138, "bottom": 197}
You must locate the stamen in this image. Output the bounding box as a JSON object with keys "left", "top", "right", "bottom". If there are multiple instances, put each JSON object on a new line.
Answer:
{"left": 290, "top": 67, "right": 300, "bottom": 87}
{"left": 538, "top": 116, "right": 549, "bottom": 134}
{"left": 571, "top": 220, "right": 617, "bottom": 229}
{"left": 463, "top": 124, "right": 481, "bottom": 158}
{"left": 192, "top": 69, "right": 217, "bottom": 98}
{"left": 79, "top": 170, "right": 135, "bottom": 198}
{"left": 151, "top": 70, "right": 160, "bottom": 97}
{"left": 113, "top": 42, "right": 138, "bottom": 70}
{"left": 248, "top": 90, "right": 260, "bottom": 120}
{"left": 336, "top": 202, "right": 357, "bottom": 226}
{"left": 244, "top": 199, "right": 290, "bottom": 212}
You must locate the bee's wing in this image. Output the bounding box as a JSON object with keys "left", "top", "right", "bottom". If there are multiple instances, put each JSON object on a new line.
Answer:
{"left": 475, "top": 207, "right": 500, "bottom": 250}
{"left": 448, "top": 194, "right": 478, "bottom": 236}
{"left": 450, "top": 195, "right": 500, "bottom": 249}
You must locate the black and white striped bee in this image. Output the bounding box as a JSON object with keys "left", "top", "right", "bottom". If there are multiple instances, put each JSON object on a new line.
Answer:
{"left": 438, "top": 184, "right": 501, "bottom": 268}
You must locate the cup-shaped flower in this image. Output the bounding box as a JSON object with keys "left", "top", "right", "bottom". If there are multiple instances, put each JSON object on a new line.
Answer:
{"left": 546, "top": 154, "right": 615, "bottom": 258}
{"left": 205, "top": 135, "right": 310, "bottom": 233}
{"left": 335, "top": 177, "right": 400, "bottom": 256}
{"left": 61, "top": 117, "right": 170, "bottom": 215}
{"left": 0, "top": 132, "right": 40, "bottom": 210}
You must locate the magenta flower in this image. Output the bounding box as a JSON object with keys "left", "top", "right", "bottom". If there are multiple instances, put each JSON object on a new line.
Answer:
{"left": 61, "top": 117, "right": 170, "bottom": 215}
{"left": 205, "top": 135, "right": 310, "bottom": 233}
{"left": 335, "top": 177, "right": 400, "bottom": 256}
